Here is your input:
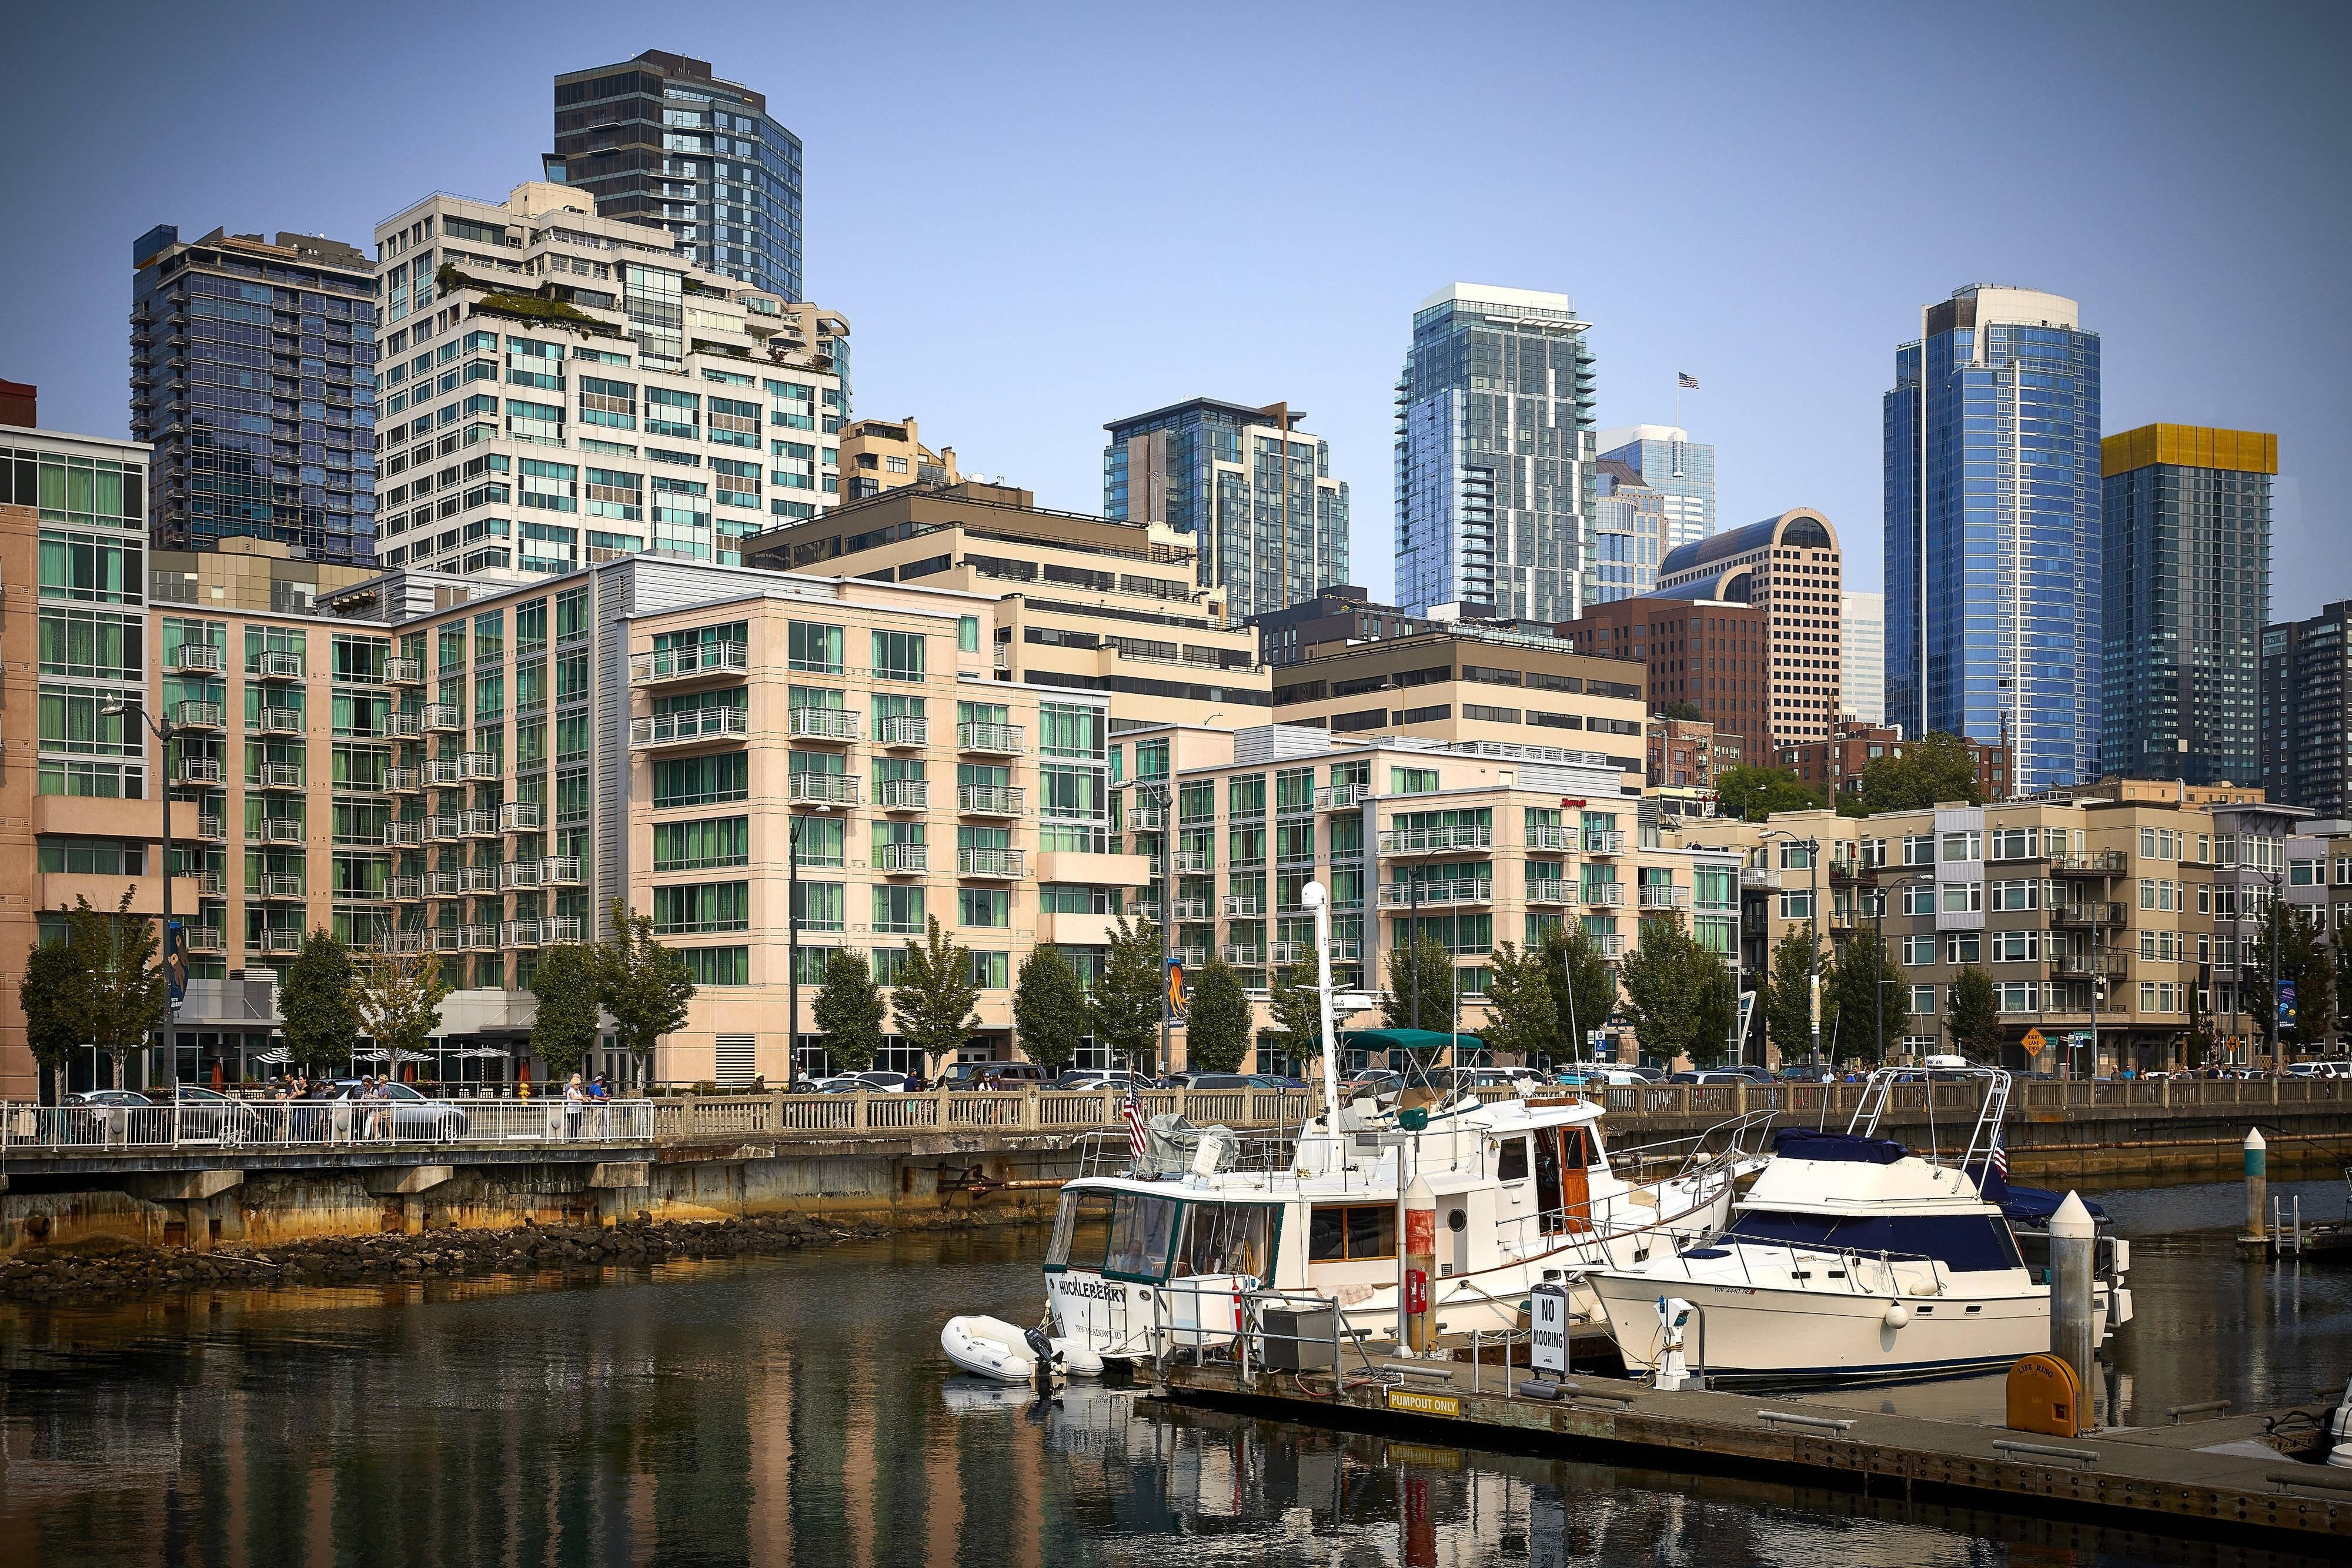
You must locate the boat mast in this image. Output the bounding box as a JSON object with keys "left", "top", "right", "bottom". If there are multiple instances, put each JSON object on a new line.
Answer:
{"left": 1305, "top": 881, "right": 1341, "bottom": 1131}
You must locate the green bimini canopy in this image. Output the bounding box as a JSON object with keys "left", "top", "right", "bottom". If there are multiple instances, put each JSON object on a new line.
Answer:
{"left": 1340, "top": 1028, "right": 1485, "bottom": 1055}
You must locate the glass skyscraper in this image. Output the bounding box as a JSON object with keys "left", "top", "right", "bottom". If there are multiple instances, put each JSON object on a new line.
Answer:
{"left": 546, "top": 51, "right": 804, "bottom": 302}
{"left": 1101, "top": 397, "right": 1348, "bottom": 619}
{"left": 1884, "top": 285, "right": 2101, "bottom": 790}
{"left": 131, "top": 225, "right": 379, "bottom": 563}
{"left": 1395, "top": 285, "right": 1594, "bottom": 621}
{"left": 2101, "top": 424, "right": 2273, "bottom": 785}
{"left": 1597, "top": 424, "right": 1715, "bottom": 551}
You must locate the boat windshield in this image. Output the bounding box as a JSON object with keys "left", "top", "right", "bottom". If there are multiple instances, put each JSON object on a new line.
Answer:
{"left": 1045, "top": 1188, "right": 1118, "bottom": 1271}
{"left": 1722, "top": 1209, "right": 2023, "bottom": 1273}
{"left": 1175, "top": 1202, "right": 1275, "bottom": 1279}
{"left": 1104, "top": 1193, "right": 1182, "bottom": 1280}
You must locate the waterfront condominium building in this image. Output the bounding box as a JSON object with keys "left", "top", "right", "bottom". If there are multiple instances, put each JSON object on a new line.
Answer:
{"left": 743, "top": 480, "right": 1269, "bottom": 732}
{"left": 1885, "top": 285, "right": 2103, "bottom": 793}
{"left": 2100, "top": 423, "right": 2274, "bottom": 787}
{"left": 1596, "top": 424, "right": 1716, "bottom": 552}
{"left": 2261, "top": 601, "right": 2352, "bottom": 820}
{"left": 1585, "top": 457, "right": 1665, "bottom": 603}
{"left": 1551, "top": 594, "right": 1771, "bottom": 774}
{"left": 1114, "top": 723, "right": 1739, "bottom": 1072}
{"left": 1100, "top": 397, "right": 1348, "bottom": 620}
{"left": 1652, "top": 507, "right": 1844, "bottom": 746}
{"left": 131, "top": 225, "right": 380, "bottom": 564}
{"left": 1840, "top": 590, "right": 1885, "bottom": 726}
{"left": 370, "top": 182, "right": 848, "bottom": 580}
{"left": 545, "top": 51, "right": 804, "bottom": 302}
{"left": 1395, "top": 285, "right": 1595, "bottom": 621}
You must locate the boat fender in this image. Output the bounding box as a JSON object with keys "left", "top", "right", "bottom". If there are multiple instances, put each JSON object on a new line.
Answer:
{"left": 1883, "top": 1302, "right": 1910, "bottom": 1329}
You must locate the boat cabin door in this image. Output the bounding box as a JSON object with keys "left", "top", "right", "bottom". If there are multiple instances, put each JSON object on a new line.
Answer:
{"left": 1536, "top": 1126, "right": 1595, "bottom": 1236}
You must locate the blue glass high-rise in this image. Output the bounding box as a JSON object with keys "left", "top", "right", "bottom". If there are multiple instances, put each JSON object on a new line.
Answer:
{"left": 1885, "top": 285, "right": 2101, "bottom": 791}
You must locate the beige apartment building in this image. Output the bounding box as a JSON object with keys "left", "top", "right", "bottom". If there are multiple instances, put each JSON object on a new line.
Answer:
{"left": 838, "top": 416, "right": 961, "bottom": 500}
{"left": 740, "top": 481, "right": 1268, "bottom": 731}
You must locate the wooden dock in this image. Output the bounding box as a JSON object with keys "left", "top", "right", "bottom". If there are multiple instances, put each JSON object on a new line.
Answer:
{"left": 1152, "top": 1355, "right": 2352, "bottom": 1550}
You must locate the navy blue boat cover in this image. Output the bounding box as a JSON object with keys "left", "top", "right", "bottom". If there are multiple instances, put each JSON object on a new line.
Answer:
{"left": 1772, "top": 1126, "right": 1906, "bottom": 1164}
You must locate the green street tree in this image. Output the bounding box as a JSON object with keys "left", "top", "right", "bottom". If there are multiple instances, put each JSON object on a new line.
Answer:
{"left": 1479, "top": 941, "right": 1559, "bottom": 1065}
{"left": 353, "top": 946, "right": 451, "bottom": 1085}
{"left": 2237, "top": 900, "right": 2337, "bottom": 1053}
{"left": 1090, "top": 914, "right": 1164, "bottom": 1076}
{"left": 1266, "top": 960, "right": 1325, "bottom": 1075}
{"left": 890, "top": 917, "right": 980, "bottom": 1076}
{"left": 596, "top": 897, "right": 696, "bottom": 1086}
{"left": 280, "top": 928, "right": 360, "bottom": 1076}
{"left": 1713, "top": 765, "right": 1826, "bottom": 823}
{"left": 1382, "top": 931, "right": 1457, "bottom": 1034}
{"left": 1183, "top": 959, "right": 1252, "bottom": 1074}
{"left": 1618, "top": 912, "right": 1703, "bottom": 1065}
{"left": 529, "top": 942, "right": 603, "bottom": 1084}
{"left": 66, "top": 891, "right": 168, "bottom": 1092}
{"left": 2183, "top": 985, "right": 2221, "bottom": 1071}
{"left": 1857, "top": 732, "right": 1984, "bottom": 815}
{"left": 1946, "top": 966, "right": 2003, "bottom": 1062}
{"left": 813, "top": 947, "right": 886, "bottom": 1075}
{"left": 1538, "top": 922, "right": 1618, "bottom": 1061}
{"left": 19, "top": 930, "right": 89, "bottom": 1104}
{"left": 1688, "top": 945, "right": 1739, "bottom": 1067}
{"left": 1762, "top": 923, "right": 1823, "bottom": 1062}
{"left": 1826, "top": 932, "right": 1908, "bottom": 1064}
{"left": 1013, "top": 946, "right": 1089, "bottom": 1077}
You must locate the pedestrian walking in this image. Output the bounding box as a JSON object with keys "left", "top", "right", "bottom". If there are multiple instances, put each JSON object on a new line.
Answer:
{"left": 564, "top": 1072, "right": 587, "bottom": 1141}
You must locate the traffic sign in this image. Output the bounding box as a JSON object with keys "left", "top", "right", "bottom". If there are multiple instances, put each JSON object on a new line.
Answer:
{"left": 2019, "top": 1027, "right": 2046, "bottom": 1054}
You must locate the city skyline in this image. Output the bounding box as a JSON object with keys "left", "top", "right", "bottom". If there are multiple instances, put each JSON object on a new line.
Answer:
{"left": 0, "top": 2, "right": 2344, "bottom": 622}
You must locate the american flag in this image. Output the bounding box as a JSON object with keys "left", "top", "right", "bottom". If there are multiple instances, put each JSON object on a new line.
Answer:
{"left": 1990, "top": 1128, "right": 2008, "bottom": 1182}
{"left": 1124, "top": 1075, "right": 1150, "bottom": 1162}
{"left": 1678, "top": 372, "right": 1700, "bottom": 390}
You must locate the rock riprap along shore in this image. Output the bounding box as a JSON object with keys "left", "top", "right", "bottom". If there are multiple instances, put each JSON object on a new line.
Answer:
{"left": 0, "top": 1214, "right": 888, "bottom": 1300}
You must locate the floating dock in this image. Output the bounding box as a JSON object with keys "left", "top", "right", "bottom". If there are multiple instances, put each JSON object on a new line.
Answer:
{"left": 1151, "top": 1356, "right": 2352, "bottom": 1550}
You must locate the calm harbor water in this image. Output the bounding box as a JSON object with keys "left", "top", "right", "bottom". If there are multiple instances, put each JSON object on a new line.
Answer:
{"left": 0, "top": 1175, "right": 2346, "bottom": 1568}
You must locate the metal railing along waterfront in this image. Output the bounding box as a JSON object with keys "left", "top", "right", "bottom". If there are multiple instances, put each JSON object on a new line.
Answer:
{"left": 2, "top": 1098, "right": 655, "bottom": 1151}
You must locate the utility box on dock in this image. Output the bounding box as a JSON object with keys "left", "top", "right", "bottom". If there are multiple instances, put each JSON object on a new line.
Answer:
{"left": 1261, "top": 1306, "right": 1335, "bottom": 1371}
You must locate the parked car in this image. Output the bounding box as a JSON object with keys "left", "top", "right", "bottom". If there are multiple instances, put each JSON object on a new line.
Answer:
{"left": 1665, "top": 1069, "right": 1763, "bottom": 1086}
{"left": 1248, "top": 1074, "right": 1307, "bottom": 1089}
{"left": 1170, "top": 1073, "right": 1257, "bottom": 1090}
{"left": 62, "top": 1089, "right": 150, "bottom": 1109}
{"left": 1053, "top": 1069, "right": 1155, "bottom": 1093}
{"left": 312, "top": 1079, "right": 470, "bottom": 1140}
{"left": 938, "top": 1061, "right": 1050, "bottom": 1091}
{"left": 809, "top": 1072, "right": 911, "bottom": 1094}
{"left": 1578, "top": 1066, "right": 1659, "bottom": 1086}
{"left": 141, "top": 1084, "right": 260, "bottom": 1141}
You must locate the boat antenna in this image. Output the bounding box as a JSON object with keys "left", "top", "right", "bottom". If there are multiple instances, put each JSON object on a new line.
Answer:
{"left": 1303, "top": 881, "right": 1340, "bottom": 1132}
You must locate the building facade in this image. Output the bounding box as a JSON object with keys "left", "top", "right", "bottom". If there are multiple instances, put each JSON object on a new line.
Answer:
{"left": 840, "top": 416, "right": 960, "bottom": 500}
{"left": 1774, "top": 721, "right": 2012, "bottom": 805}
{"left": 1586, "top": 457, "right": 1664, "bottom": 602}
{"left": 1885, "top": 285, "right": 2102, "bottom": 792}
{"left": 2100, "top": 423, "right": 2274, "bottom": 787}
{"left": 2261, "top": 601, "right": 2352, "bottom": 818}
{"left": 1649, "top": 717, "right": 1731, "bottom": 791}
{"left": 370, "top": 182, "right": 848, "bottom": 580}
{"left": 1250, "top": 586, "right": 1426, "bottom": 668}
{"left": 1552, "top": 595, "right": 1771, "bottom": 773}
{"left": 545, "top": 51, "right": 804, "bottom": 302}
{"left": 1596, "top": 424, "right": 1715, "bottom": 551}
{"left": 1841, "top": 590, "right": 1884, "bottom": 725}
{"left": 1101, "top": 398, "right": 1348, "bottom": 621}
{"left": 132, "top": 226, "right": 380, "bottom": 564}
{"left": 1395, "top": 285, "right": 1595, "bottom": 621}
{"left": 1651, "top": 507, "right": 1844, "bottom": 746}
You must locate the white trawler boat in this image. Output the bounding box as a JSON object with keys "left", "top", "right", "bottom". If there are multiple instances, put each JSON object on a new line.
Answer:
{"left": 1589, "top": 1065, "right": 2134, "bottom": 1383}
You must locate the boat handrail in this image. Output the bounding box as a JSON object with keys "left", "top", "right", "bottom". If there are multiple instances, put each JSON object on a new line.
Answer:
{"left": 1483, "top": 1144, "right": 1756, "bottom": 1279}
{"left": 1847, "top": 1065, "right": 2010, "bottom": 1175}
{"left": 1706, "top": 1235, "right": 1953, "bottom": 1299}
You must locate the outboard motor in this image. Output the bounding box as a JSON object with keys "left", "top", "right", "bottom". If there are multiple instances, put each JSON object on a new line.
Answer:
{"left": 1025, "top": 1326, "right": 1058, "bottom": 1397}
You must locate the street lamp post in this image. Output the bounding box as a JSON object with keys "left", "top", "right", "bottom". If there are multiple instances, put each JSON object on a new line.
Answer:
{"left": 102, "top": 697, "right": 179, "bottom": 1088}
{"left": 1762, "top": 830, "right": 1822, "bottom": 1066}
{"left": 1137, "top": 781, "right": 1174, "bottom": 1079}
{"left": 786, "top": 804, "right": 836, "bottom": 1081}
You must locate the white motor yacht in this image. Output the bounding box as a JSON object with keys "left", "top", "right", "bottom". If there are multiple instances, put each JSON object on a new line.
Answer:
{"left": 1590, "top": 1066, "right": 2133, "bottom": 1382}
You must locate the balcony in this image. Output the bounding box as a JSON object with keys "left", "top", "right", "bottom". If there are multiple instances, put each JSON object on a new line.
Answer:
{"left": 259, "top": 763, "right": 303, "bottom": 791}
{"left": 1583, "top": 830, "right": 1625, "bottom": 855}
{"left": 460, "top": 811, "right": 500, "bottom": 840}
{"left": 462, "top": 924, "right": 500, "bottom": 952}
{"left": 1584, "top": 882, "right": 1626, "bottom": 907}
{"left": 425, "top": 871, "right": 465, "bottom": 898}
{"left": 1526, "top": 824, "right": 1576, "bottom": 852}
{"left": 1220, "top": 894, "right": 1264, "bottom": 917}
{"left": 423, "top": 704, "right": 465, "bottom": 733}
{"left": 258, "top": 930, "right": 303, "bottom": 955}
{"left": 460, "top": 865, "right": 498, "bottom": 895}
{"left": 879, "top": 777, "right": 930, "bottom": 812}
{"left": 256, "top": 874, "right": 306, "bottom": 901}
{"left": 1639, "top": 884, "right": 1690, "bottom": 909}
{"left": 1379, "top": 824, "right": 1494, "bottom": 854}
{"left": 458, "top": 751, "right": 501, "bottom": 781}
{"left": 1526, "top": 880, "right": 1571, "bottom": 905}
{"left": 499, "top": 802, "right": 543, "bottom": 833}
{"left": 957, "top": 784, "right": 1024, "bottom": 817}
{"left": 430, "top": 929, "right": 465, "bottom": 953}
{"left": 185, "top": 813, "right": 225, "bottom": 843}
{"left": 1829, "top": 856, "right": 1870, "bottom": 882}
{"left": 1588, "top": 934, "right": 1626, "bottom": 958}
{"left": 424, "top": 815, "right": 463, "bottom": 844}
{"left": 1170, "top": 897, "right": 1212, "bottom": 921}
{"left": 957, "top": 847, "right": 1025, "bottom": 880}
{"left": 957, "top": 721, "right": 1024, "bottom": 756}
{"left": 537, "top": 917, "right": 583, "bottom": 945}
{"left": 172, "top": 643, "right": 226, "bottom": 676}
{"left": 256, "top": 707, "right": 303, "bottom": 736}
{"left": 178, "top": 757, "right": 224, "bottom": 785}
{"left": 423, "top": 758, "right": 463, "bottom": 787}
{"left": 1739, "top": 866, "right": 1782, "bottom": 890}
{"left": 1172, "top": 848, "right": 1211, "bottom": 872}
{"left": 877, "top": 714, "right": 929, "bottom": 748}
{"left": 1220, "top": 944, "right": 1265, "bottom": 966}
{"left": 1272, "top": 941, "right": 1312, "bottom": 965}
{"left": 2052, "top": 851, "right": 2129, "bottom": 877}
{"left": 1127, "top": 798, "right": 1168, "bottom": 830}
{"left": 631, "top": 642, "right": 748, "bottom": 686}
{"left": 788, "top": 707, "right": 860, "bottom": 743}
{"left": 537, "top": 855, "right": 583, "bottom": 887}
{"left": 1173, "top": 946, "right": 1209, "bottom": 969}
{"left": 876, "top": 842, "right": 928, "bottom": 875}
{"left": 632, "top": 708, "right": 747, "bottom": 748}
{"left": 385, "top": 713, "right": 422, "bottom": 740}
{"left": 787, "top": 773, "right": 858, "bottom": 807}
{"left": 183, "top": 925, "right": 226, "bottom": 955}
{"left": 500, "top": 920, "right": 542, "bottom": 950}
{"left": 500, "top": 860, "right": 541, "bottom": 890}
{"left": 383, "top": 656, "right": 425, "bottom": 686}
{"left": 196, "top": 871, "right": 226, "bottom": 900}
{"left": 254, "top": 651, "right": 305, "bottom": 681}
{"left": 2052, "top": 948, "right": 2130, "bottom": 979}
{"left": 173, "top": 700, "right": 223, "bottom": 731}
{"left": 383, "top": 821, "right": 422, "bottom": 848}
{"left": 1315, "top": 784, "right": 1367, "bottom": 810}
{"left": 2054, "top": 901, "right": 2125, "bottom": 927}
{"left": 387, "top": 877, "right": 423, "bottom": 902}
{"left": 1378, "top": 879, "right": 1493, "bottom": 908}
{"left": 256, "top": 817, "right": 304, "bottom": 844}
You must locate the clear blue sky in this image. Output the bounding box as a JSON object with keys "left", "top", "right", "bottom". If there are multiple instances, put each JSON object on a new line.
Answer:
{"left": 2, "top": 1, "right": 2344, "bottom": 616}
